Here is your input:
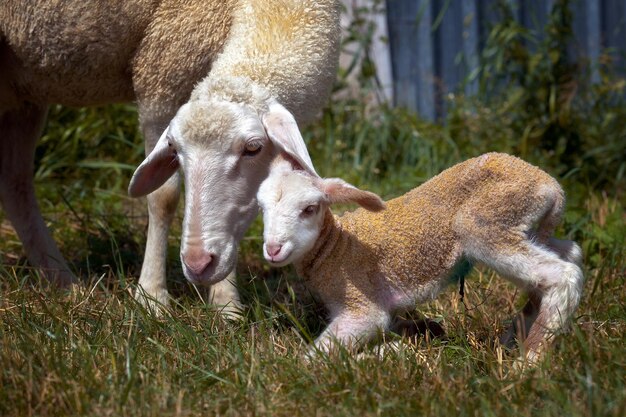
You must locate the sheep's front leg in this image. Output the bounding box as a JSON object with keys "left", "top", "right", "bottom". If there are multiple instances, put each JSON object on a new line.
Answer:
{"left": 201, "top": 270, "right": 243, "bottom": 320}
{"left": 138, "top": 184, "right": 243, "bottom": 317}
{"left": 311, "top": 310, "right": 391, "bottom": 357}
{"left": 134, "top": 119, "right": 243, "bottom": 317}
{"left": 135, "top": 174, "right": 180, "bottom": 311}
{"left": 134, "top": 119, "right": 181, "bottom": 312}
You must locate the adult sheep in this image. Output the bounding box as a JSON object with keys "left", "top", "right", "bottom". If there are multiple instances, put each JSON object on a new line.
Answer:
{"left": 0, "top": 0, "right": 340, "bottom": 312}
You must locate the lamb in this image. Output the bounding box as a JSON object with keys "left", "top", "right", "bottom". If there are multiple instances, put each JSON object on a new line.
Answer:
{"left": 256, "top": 152, "right": 584, "bottom": 365}
{"left": 0, "top": 0, "right": 340, "bottom": 312}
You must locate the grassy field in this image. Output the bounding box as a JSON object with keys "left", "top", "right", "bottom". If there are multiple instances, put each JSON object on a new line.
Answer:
{"left": 0, "top": 96, "right": 624, "bottom": 416}
{"left": 1, "top": 6, "right": 625, "bottom": 410}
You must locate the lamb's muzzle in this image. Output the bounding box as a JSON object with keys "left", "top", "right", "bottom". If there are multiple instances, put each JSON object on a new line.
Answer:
{"left": 264, "top": 241, "right": 291, "bottom": 264}
{"left": 257, "top": 152, "right": 585, "bottom": 367}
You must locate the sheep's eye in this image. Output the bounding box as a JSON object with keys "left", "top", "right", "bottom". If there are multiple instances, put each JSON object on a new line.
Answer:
{"left": 243, "top": 139, "right": 263, "bottom": 157}
{"left": 301, "top": 204, "right": 319, "bottom": 217}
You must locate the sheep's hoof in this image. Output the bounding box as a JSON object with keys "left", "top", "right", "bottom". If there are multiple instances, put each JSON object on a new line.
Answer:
{"left": 212, "top": 299, "right": 245, "bottom": 322}
{"left": 34, "top": 267, "right": 78, "bottom": 289}
{"left": 196, "top": 283, "right": 243, "bottom": 321}
{"left": 53, "top": 270, "right": 79, "bottom": 288}
{"left": 200, "top": 276, "right": 245, "bottom": 321}
{"left": 134, "top": 286, "right": 171, "bottom": 316}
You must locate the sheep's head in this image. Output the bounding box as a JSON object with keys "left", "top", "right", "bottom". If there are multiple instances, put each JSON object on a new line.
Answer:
{"left": 257, "top": 158, "right": 385, "bottom": 267}
{"left": 128, "top": 95, "right": 317, "bottom": 286}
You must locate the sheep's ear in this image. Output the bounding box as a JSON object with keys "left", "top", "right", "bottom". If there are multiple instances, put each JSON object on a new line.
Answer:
{"left": 128, "top": 128, "right": 180, "bottom": 197}
{"left": 271, "top": 151, "right": 308, "bottom": 173}
{"left": 262, "top": 101, "right": 319, "bottom": 177}
{"left": 319, "top": 178, "right": 386, "bottom": 212}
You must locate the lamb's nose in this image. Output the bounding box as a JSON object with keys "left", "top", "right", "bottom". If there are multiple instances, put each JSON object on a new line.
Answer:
{"left": 266, "top": 243, "right": 283, "bottom": 257}
{"left": 182, "top": 249, "right": 213, "bottom": 276}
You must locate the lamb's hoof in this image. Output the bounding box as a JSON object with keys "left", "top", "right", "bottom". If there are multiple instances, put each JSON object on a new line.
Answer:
{"left": 510, "top": 358, "right": 531, "bottom": 375}
{"left": 303, "top": 347, "right": 318, "bottom": 363}
{"left": 134, "top": 286, "right": 170, "bottom": 316}
{"left": 509, "top": 351, "right": 542, "bottom": 376}
{"left": 356, "top": 340, "right": 404, "bottom": 360}
{"left": 499, "top": 324, "right": 518, "bottom": 349}
{"left": 303, "top": 344, "right": 333, "bottom": 363}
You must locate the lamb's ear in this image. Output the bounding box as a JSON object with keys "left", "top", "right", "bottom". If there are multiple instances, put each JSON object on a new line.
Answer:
{"left": 262, "top": 101, "right": 319, "bottom": 177}
{"left": 128, "top": 128, "right": 180, "bottom": 197}
{"left": 319, "top": 178, "right": 386, "bottom": 212}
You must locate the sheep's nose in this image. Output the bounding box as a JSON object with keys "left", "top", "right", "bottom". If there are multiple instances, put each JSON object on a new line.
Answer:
{"left": 182, "top": 249, "right": 213, "bottom": 276}
{"left": 266, "top": 243, "right": 283, "bottom": 257}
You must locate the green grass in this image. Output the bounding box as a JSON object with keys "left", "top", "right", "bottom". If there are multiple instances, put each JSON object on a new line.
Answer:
{"left": 1, "top": 100, "right": 625, "bottom": 416}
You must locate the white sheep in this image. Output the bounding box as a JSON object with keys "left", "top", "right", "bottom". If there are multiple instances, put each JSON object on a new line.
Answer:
{"left": 1, "top": 0, "right": 340, "bottom": 312}
{"left": 257, "top": 152, "right": 584, "bottom": 365}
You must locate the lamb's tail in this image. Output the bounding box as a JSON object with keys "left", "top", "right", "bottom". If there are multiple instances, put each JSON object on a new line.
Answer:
{"left": 534, "top": 179, "right": 565, "bottom": 244}
{"left": 533, "top": 179, "right": 583, "bottom": 266}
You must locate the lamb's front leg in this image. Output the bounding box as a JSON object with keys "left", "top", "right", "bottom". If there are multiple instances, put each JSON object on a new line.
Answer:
{"left": 311, "top": 309, "right": 392, "bottom": 357}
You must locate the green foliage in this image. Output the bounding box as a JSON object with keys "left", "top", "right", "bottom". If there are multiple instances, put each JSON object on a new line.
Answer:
{"left": 305, "top": 104, "right": 462, "bottom": 193}
{"left": 335, "top": 0, "right": 386, "bottom": 98}
{"left": 316, "top": 0, "right": 625, "bottom": 203}
{"left": 35, "top": 104, "right": 144, "bottom": 188}
{"left": 447, "top": 0, "right": 626, "bottom": 191}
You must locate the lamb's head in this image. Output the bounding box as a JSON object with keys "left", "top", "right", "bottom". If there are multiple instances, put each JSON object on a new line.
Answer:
{"left": 128, "top": 90, "right": 317, "bottom": 286}
{"left": 257, "top": 159, "right": 385, "bottom": 267}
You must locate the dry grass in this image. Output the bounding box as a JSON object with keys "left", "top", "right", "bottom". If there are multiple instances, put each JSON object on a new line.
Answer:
{"left": 1, "top": 187, "right": 624, "bottom": 416}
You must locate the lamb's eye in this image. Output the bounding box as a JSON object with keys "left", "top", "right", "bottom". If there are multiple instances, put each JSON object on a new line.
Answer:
{"left": 167, "top": 140, "right": 177, "bottom": 153}
{"left": 243, "top": 139, "right": 263, "bottom": 157}
{"left": 301, "top": 204, "right": 319, "bottom": 217}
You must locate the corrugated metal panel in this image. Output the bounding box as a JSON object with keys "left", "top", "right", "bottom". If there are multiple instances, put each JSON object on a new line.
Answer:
{"left": 385, "top": 0, "right": 625, "bottom": 120}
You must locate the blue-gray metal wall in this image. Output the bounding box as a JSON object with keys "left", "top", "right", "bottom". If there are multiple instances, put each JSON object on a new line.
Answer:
{"left": 386, "top": 0, "right": 626, "bottom": 120}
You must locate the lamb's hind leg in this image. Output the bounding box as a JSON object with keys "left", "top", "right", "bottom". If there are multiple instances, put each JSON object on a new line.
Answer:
{"left": 0, "top": 103, "right": 76, "bottom": 286}
{"left": 522, "top": 239, "right": 583, "bottom": 364}
{"left": 499, "top": 289, "right": 542, "bottom": 349}
{"left": 500, "top": 235, "right": 584, "bottom": 348}
{"left": 475, "top": 239, "right": 583, "bottom": 365}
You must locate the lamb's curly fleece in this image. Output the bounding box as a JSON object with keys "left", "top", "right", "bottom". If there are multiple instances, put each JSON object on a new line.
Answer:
{"left": 266, "top": 153, "right": 584, "bottom": 364}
